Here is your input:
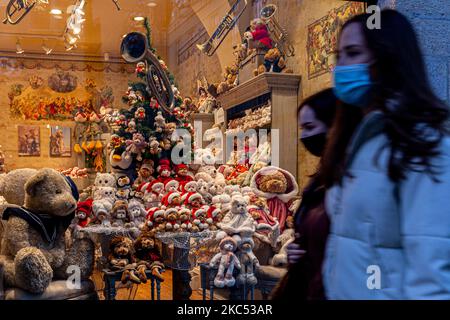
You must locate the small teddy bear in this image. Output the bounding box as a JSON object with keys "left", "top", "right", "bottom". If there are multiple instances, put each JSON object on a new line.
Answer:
{"left": 108, "top": 236, "right": 142, "bottom": 284}
{"left": 111, "top": 200, "right": 133, "bottom": 228}
{"left": 154, "top": 111, "right": 166, "bottom": 133}
{"left": 133, "top": 231, "right": 165, "bottom": 282}
{"left": 92, "top": 186, "right": 116, "bottom": 226}
{"left": 237, "top": 237, "right": 259, "bottom": 287}
{"left": 209, "top": 237, "right": 241, "bottom": 288}
{"left": 126, "top": 133, "right": 148, "bottom": 162}
{"left": 178, "top": 207, "right": 192, "bottom": 231}
{"left": 128, "top": 198, "right": 147, "bottom": 229}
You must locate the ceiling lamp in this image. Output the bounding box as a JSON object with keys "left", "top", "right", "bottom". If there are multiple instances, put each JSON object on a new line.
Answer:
{"left": 147, "top": 2, "right": 157, "bottom": 7}
{"left": 50, "top": 9, "right": 62, "bottom": 15}
{"left": 42, "top": 41, "right": 53, "bottom": 55}
{"left": 16, "top": 40, "right": 24, "bottom": 54}
{"left": 133, "top": 16, "right": 145, "bottom": 21}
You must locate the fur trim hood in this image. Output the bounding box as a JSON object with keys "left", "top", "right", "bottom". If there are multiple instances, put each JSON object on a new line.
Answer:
{"left": 250, "top": 166, "right": 299, "bottom": 203}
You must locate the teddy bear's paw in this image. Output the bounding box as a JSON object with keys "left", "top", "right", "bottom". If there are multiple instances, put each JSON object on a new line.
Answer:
{"left": 14, "top": 247, "right": 53, "bottom": 294}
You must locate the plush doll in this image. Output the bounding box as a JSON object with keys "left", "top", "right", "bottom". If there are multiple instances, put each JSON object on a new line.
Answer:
{"left": 116, "top": 175, "right": 132, "bottom": 201}
{"left": 216, "top": 195, "right": 256, "bottom": 244}
{"left": 133, "top": 231, "right": 165, "bottom": 282}
{"left": 134, "top": 107, "right": 146, "bottom": 121}
{"left": 111, "top": 200, "right": 133, "bottom": 228}
{"left": 197, "top": 179, "right": 212, "bottom": 204}
{"left": 0, "top": 168, "right": 94, "bottom": 294}
{"left": 164, "top": 122, "right": 177, "bottom": 139}
{"left": 174, "top": 164, "right": 193, "bottom": 185}
{"left": 156, "top": 159, "right": 172, "bottom": 185}
{"left": 164, "top": 179, "right": 180, "bottom": 194}
{"left": 92, "top": 187, "right": 116, "bottom": 226}
{"left": 93, "top": 172, "right": 116, "bottom": 194}
{"left": 180, "top": 180, "right": 197, "bottom": 195}
{"left": 178, "top": 207, "right": 192, "bottom": 231}
{"left": 271, "top": 216, "right": 295, "bottom": 267}
{"left": 133, "top": 160, "right": 155, "bottom": 187}
{"left": 192, "top": 206, "right": 212, "bottom": 232}
{"left": 149, "top": 137, "right": 162, "bottom": 155}
{"left": 154, "top": 111, "right": 166, "bottom": 133}
{"left": 74, "top": 199, "right": 93, "bottom": 229}
{"left": 128, "top": 198, "right": 147, "bottom": 229}
{"left": 164, "top": 207, "right": 181, "bottom": 231}
{"left": 126, "top": 133, "right": 148, "bottom": 162}
{"left": 108, "top": 236, "right": 142, "bottom": 284}
{"left": 236, "top": 238, "right": 259, "bottom": 286}
{"left": 247, "top": 195, "right": 277, "bottom": 228}
{"left": 184, "top": 192, "right": 204, "bottom": 210}
{"left": 143, "top": 180, "right": 165, "bottom": 209}
{"left": 250, "top": 166, "right": 299, "bottom": 232}
{"left": 209, "top": 237, "right": 241, "bottom": 288}
{"left": 161, "top": 191, "right": 182, "bottom": 209}
{"left": 146, "top": 207, "right": 166, "bottom": 231}
{"left": 207, "top": 206, "right": 222, "bottom": 231}
{"left": 244, "top": 19, "right": 272, "bottom": 50}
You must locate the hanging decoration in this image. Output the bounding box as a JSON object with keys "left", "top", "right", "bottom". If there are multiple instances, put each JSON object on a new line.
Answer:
{"left": 2, "top": 0, "right": 48, "bottom": 25}
{"left": 64, "top": 0, "right": 86, "bottom": 50}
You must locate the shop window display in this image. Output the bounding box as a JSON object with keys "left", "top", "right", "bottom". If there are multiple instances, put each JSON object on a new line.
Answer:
{"left": 2, "top": 0, "right": 444, "bottom": 306}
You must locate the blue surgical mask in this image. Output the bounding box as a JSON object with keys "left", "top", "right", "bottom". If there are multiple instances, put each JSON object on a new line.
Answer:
{"left": 333, "top": 64, "right": 373, "bottom": 108}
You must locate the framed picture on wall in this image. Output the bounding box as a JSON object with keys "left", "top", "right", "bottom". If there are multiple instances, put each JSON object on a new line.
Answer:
{"left": 50, "top": 126, "right": 72, "bottom": 157}
{"left": 18, "top": 125, "right": 41, "bottom": 157}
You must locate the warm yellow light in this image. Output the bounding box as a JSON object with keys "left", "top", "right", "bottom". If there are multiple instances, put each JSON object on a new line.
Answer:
{"left": 50, "top": 9, "right": 62, "bottom": 15}
{"left": 133, "top": 16, "right": 145, "bottom": 21}
{"left": 147, "top": 2, "right": 157, "bottom": 7}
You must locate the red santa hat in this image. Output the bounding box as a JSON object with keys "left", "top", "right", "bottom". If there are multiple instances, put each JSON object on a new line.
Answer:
{"left": 174, "top": 163, "right": 188, "bottom": 174}
{"left": 148, "top": 180, "right": 164, "bottom": 193}
{"left": 184, "top": 192, "right": 203, "bottom": 206}
{"left": 161, "top": 191, "right": 181, "bottom": 207}
{"left": 164, "top": 207, "right": 179, "bottom": 217}
{"left": 77, "top": 199, "right": 93, "bottom": 217}
{"left": 192, "top": 206, "right": 207, "bottom": 219}
{"left": 207, "top": 206, "right": 221, "bottom": 219}
{"left": 181, "top": 180, "right": 197, "bottom": 193}
{"left": 165, "top": 179, "right": 179, "bottom": 192}
{"left": 157, "top": 159, "right": 171, "bottom": 174}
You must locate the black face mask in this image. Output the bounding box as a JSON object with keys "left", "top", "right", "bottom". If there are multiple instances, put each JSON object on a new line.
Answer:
{"left": 301, "top": 133, "right": 327, "bottom": 157}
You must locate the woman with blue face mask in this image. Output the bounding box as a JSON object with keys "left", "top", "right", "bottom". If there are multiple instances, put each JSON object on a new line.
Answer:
{"left": 322, "top": 10, "right": 450, "bottom": 300}
{"left": 272, "top": 88, "right": 337, "bottom": 301}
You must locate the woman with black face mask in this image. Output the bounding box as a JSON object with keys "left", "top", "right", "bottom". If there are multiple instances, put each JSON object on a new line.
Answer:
{"left": 271, "top": 88, "right": 337, "bottom": 301}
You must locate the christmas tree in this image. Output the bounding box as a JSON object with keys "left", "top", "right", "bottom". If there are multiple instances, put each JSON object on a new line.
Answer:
{"left": 108, "top": 18, "right": 194, "bottom": 186}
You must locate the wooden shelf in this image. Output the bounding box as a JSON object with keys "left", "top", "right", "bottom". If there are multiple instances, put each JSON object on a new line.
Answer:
{"left": 217, "top": 73, "right": 301, "bottom": 110}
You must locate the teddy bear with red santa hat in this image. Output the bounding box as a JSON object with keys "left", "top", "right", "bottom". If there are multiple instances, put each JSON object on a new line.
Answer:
{"left": 244, "top": 19, "right": 273, "bottom": 50}
{"left": 174, "top": 163, "right": 193, "bottom": 185}
{"left": 146, "top": 207, "right": 166, "bottom": 232}
{"left": 156, "top": 159, "right": 172, "bottom": 185}
{"left": 161, "top": 191, "right": 183, "bottom": 209}
{"left": 142, "top": 180, "right": 165, "bottom": 209}
{"left": 164, "top": 179, "right": 180, "bottom": 195}
{"left": 72, "top": 199, "right": 93, "bottom": 229}
{"left": 164, "top": 207, "right": 181, "bottom": 232}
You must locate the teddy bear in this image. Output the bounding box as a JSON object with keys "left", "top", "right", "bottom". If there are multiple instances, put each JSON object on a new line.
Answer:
{"left": 133, "top": 160, "right": 155, "bottom": 188}
{"left": 93, "top": 172, "right": 116, "bottom": 195}
{"left": 271, "top": 216, "right": 295, "bottom": 267}
{"left": 209, "top": 236, "right": 241, "bottom": 288}
{"left": 133, "top": 231, "right": 165, "bottom": 282}
{"left": 196, "top": 179, "right": 212, "bottom": 204}
{"left": 143, "top": 180, "right": 165, "bottom": 209}
{"left": 149, "top": 137, "right": 162, "bottom": 156}
{"left": 145, "top": 207, "right": 166, "bottom": 232}
{"left": 251, "top": 166, "right": 299, "bottom": 233}
{"left": 195, "top": 165, "right": 217, "bottom": 184}
{"left": 216, "top": 195, "right": 256, "bottom": 245}
{"left": 178, "top": 207, "right": 192, "bottom": 232}
{"left": 154, "top": 111, "right": 166, "bottom": 133}
{"left": 108, "top": 236, "right": 142, "bottom": 284}
{"left": 92, "top": 186, "right": 116, "bottom": 227}
{"left": 0, "top": 168, "right": 95, "bottom": 294}
{"left": 0, "top": 169, "right": 37, "bottom": 214}
{"left": 125, "top": 133, "right": 148, "bottom": 162}
{"left": 164, "top": 207, "right": 180, "bottom": 232}
{"left": 244, "top": 19, "right": 273, "bottom": 50}
{"left": 116, "top": 175, "right": 132, "bottom": 201}
{"left": 111, "top": 200, "right": 133, "bottom": 228}
{"left": 72, "top": 199, "right": 93, "bottom": 229}
{"left": 236, "top": 237, "right": 259, "bottom": 287}
{"left": 259, "top": 48, "right": 293, "bottom": 74}
{"left": 128, "top": 198, "right": 147, "bottom": 229}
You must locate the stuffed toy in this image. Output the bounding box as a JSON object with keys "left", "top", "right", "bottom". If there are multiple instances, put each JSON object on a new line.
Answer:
{"left": 184, "top": 192, "right": 204, "bottom": 210}
{"left": 178, "top": 207, "right": 192, "bottom": 231}
{"left": 0, "top": 168, "right": 94, "bottom": 294}
{"left": 174, "top": 164, "right": 193, "bottom": 185}
{"left": 133, "top": 231, "right": 165, "bottom": 282}
{"left": 192, "top": 206, "right": 212, "bottom": 232}
{"left": 0, "top": 168, "right": 37, "bottom": 211}
{"left": 261, "top": 48, "right": 293, "bottom": 74}
{"left": 164, "top": 122, "right": 177, "bottom": 139}
{"left": 212, "top": 193, "right": 232, "bottom": 216}
{"left": 116, "top": 175, "right": 132, "bottom": 201}
{"left": 247, "top": 195, "right": 277, "bottom": 228}
{"left": 92, "top": 186, "right": 116, "bottom": 226}
{"left": 197, "top": 179, "right": 212, "bottom": 204}
{"left": 271, "top": 216, "right": 295, "bottom": 267}
{"left": 207, "top": 206, "right": 222, "bottom": 231}
{"left": 149, "top": 137, "right": 162, "bottom": 155}
{"left": 146, "top": 207, "right": 166, "bottom": 231}
{"left": 93, "top": 172, "right": 116, "bottom": 193}
{"left": 164, "top": 179, "right": 180, "bottom": 194}
{"left": 108, "top": 236, "right": 142, "bottom": 284}
{"left": 216, "top": 195, "right": 256, "bottom": 245}
{"left": 180, "top": 180, "right": 197, "bottom": 195}
{"left": 73, "top": 199, "right": 93, "bottom": 229}
{"left": 237, "top": 238, "right": 259, "bottom": 286}
{"left": 128, "top": 198, "right": 147, "bottom": 229}
{"left": 209, "top": 237, "right": 241, "bottom": 288}
{"left": 133, "top": 160, "right": 155, "bottom": 187}
{"left": 154, "top": 111, "right": 166, "bottom": 133}
{"left": 143, "top": 180, "right": 165, "bottom": 209}
{"left": 164, "top": 207, "right": 181, "bottom": 231}
{"left": 244, "top": 19, "right": 273, "bottom": 50}
{"left": 156, "top": 159, "right": 172, "bottom": 185}
{"left": 161, "top": 191, "right": 182, "bottom": 208}
{"left": 111, "top": 200, "right": 133, "bottom": 228}
{"left": 125, "top": 133, "right": 148, "bottom": 162}
{"left": 250, "top": 166, "right": 299, "bottom": 233}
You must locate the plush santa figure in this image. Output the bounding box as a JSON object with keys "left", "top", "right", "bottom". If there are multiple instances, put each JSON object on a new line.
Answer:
{"left": 174, "top": 164, "right": 193, "bottom": 185}
{"left": 75, "top": 199, "right": 93, "bottom": 228}
{"left": 164, "top": 179, "right": 180, "bottom": 194}
{"left": 156, "top": 159, "right": 172, "bottom": 185}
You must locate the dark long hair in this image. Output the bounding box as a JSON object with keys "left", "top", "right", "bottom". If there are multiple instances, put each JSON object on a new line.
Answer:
{"left": 320, "top": 9, "right": 449, "bottom": 188}
{"left": 298, "top": 88, "right": 337, "bottom": 128}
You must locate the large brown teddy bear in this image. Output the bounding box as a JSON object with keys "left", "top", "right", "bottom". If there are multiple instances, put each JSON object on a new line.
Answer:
{"left": 0, "top": 168, "right": 95, "bottom": 294}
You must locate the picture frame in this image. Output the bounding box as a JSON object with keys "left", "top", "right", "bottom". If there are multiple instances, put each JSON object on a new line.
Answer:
{"left": 50, "top": 126, "right": 72, "bottom": 157}
{"left": 18, "top": 125, "right": 41, "bottom": 157}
